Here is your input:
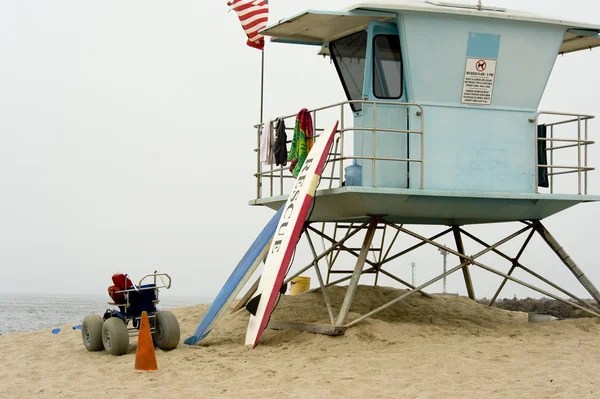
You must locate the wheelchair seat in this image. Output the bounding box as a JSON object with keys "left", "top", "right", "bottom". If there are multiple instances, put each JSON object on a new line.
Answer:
{"left": 125, "top": 284, "right": 157, "bottom": 317}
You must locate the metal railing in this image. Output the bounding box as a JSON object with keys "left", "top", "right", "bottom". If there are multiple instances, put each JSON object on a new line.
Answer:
{"left": 254, "top": 100, "right": 425, "bottom": 200}
{"left": 534, "top": 111, "right": 595, "bottom": 195}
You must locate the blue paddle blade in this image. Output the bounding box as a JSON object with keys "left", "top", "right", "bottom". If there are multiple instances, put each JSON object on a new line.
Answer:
{"left": 184, "top": 330, "right": 211, "bottom": 346}
{"left": 51, "top": 328, "right": 61, "bottom": 334}
{"left": 184, "top": 206, "right": 284, "bottom": 345}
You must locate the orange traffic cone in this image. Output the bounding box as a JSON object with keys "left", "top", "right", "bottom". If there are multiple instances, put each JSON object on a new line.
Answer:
{"left": 134, "top": 311, "right": 158, "bottom": 372}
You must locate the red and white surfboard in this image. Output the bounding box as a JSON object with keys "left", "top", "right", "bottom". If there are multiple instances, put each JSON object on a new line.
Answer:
{"left": 245, "top": 121, "right": 339, "bottom": 348}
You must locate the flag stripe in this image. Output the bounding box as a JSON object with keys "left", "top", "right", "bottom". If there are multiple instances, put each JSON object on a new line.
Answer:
{"left": 228, "top": 0, "right": 269, "bottom": 50}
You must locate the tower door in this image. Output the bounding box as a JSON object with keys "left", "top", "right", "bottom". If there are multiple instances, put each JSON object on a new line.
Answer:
{"left": 359, "top": 21, "right": 408, "bottom": 188}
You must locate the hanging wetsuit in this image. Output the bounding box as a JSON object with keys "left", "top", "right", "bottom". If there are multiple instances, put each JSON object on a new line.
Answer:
{"left": 273, "top": 118, "right": 288, "bottom": 167}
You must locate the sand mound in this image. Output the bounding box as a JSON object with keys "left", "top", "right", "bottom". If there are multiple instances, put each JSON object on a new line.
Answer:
{"left": 1, "top": 285, "right": 599, "bottom": 398}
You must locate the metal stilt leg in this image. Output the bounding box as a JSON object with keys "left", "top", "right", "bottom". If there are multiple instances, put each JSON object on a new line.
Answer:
{"left": 452, "top": 226, "right": 475, "bottom": 300}
{"left": 534, "top": 221, "right": 600, "bottom": 306}
{"left": 336, "top": 218, "right": 379, "bottom": 326}
{"left": 305, "top": 231, "right": 335, "bottom": 324}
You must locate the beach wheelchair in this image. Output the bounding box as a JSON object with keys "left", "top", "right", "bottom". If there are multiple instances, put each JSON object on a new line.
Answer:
{"left": 81, "top": 272, "right": 180, "bottom": 356}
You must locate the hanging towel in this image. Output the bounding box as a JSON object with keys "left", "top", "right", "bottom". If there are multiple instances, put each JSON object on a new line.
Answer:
{"left": 260, "top": 120, "right": 275, "bottom": 165}
{"left": 273, "top": 118, "right": 288, "bottom": 167}
{"left": 300, "top": 109, "right": 315, "bottom": 153}
{"left": 288, "top": 108, "right": 314, "bottom": 177}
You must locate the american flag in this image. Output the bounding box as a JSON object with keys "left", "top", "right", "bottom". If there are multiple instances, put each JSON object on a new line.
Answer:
{"left": 227, "top": 0, "right": 269, "bottom": 51}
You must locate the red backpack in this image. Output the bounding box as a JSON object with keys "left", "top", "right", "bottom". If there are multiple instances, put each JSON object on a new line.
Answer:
{"left": 108, "top": 273, "right": 134, "bottom": 303}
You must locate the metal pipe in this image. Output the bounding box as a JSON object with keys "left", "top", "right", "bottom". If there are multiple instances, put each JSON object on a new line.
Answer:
{"left": 336, "top": 218, "right": 379, "bottom": 326}
{"left": 547, "top": 169, "right": 594, "bottom": 177}
{"left": 374, "top": 225, "right": 387, "bottom": 287}
{"left": 270, "top": 100, "right": 423, "bottom": 123}
{"left": 269, "top": 160, "right": 273, "bottom": 198}
{"left": 378, "top": 268, "right": 432, "bottom": 298}
{"left": 534, "top": 110, "right": 595, "bottom": 120}
{"left": 279, "top": 167, "right": 283, "bottom": 196}
{"left": 517, "top": 263, "right": 598, "bottom": 311}
{"left": 256, "top": 125, "right": 262, "bottom": 199}
{"left": 329, "top": 155, "right": 423, "bottom": 163}
{"left": 308, "top": 266, "right": 377, "bottom": 293}
{"left": 461, "top": 226, "right": 535, "bottom": 306}
{"left": 489, "top": 264, "right": 517, "bottom": 306}
{"left": 537, "top": 164, "right": 593, "bottom": 170}
{"left": 326, "top": 222, "right": 340, "bottom": 282}
{"left": 347, "top": 126, "right": 425, "bottom": 134}
{"left": 420, "top": 108, "right": 425, "bottom": 189}
{"left": 379, "top": 227, "right": 454, "bottom": 266}
{"left": 349, "top": 253, "right": 600, "bottom": 329}
{"left": 377, "top": 225, "right": 387, "bottom": 265}
{"left": 328, "top": 138, "right": 339, "bottom": 189}
{"left": 283, "top": 221, "right": 370, "bottom": 285}
{"left": 438, "top": 246, "right": 448, "bottom": 294}
{"left": 472, "top": 260, "right": 600, "bottom": 318}
{"left": 253, "top": 100, "right": 426, "bottom": 202}
{"left": 534, "top": 221, "right": 600, "bottom": 306}
{"left": 382, "top": 220, "right": 533, "bottom": 264}
{"left": 372, "top": 103, "right": 377, "bottom": 187}
{"left": 538, "top": 137, "right": 594, "bottom": 144}
{"left": 453, "top": 226, "right": 475, "bottom": 300}
{"left": 458, "top": 227, "right": 534, "bottom": 265}
{"left": 548, "top": 142, "right": 594, "bottom": 151}
{"left": 381, "top": 227, "right": 400, "bottom": 264}
{"left": 307, "top": 225, "right": 379, "bottom": 268}
{"left": 535, "top": 116, "right": 539, "bottom": 194}
{"left": 535, "top": 113, "right": 595, "bottom": 127}
{"left": 577, "top": 116, "right": 582, "bottom": 194}
{"left": 345, "top": 261, "right": 469, "bottom": 328}
{"left": 327, "top": 223, "right": 357, "bottom": 273}
{"left": 550, "top": 125, "right": 554, "bottom": 194}
{"left": 585, "top": 118, "right": 589, "bottom": 195}
{"left": 305, "top": 231, "right": 335, "bottom": 324}
{"left": 339, "top": 104, "right": 345, "bottom": 188}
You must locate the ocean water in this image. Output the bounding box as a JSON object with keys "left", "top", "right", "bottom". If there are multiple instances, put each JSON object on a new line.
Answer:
{"left": 0, "top": 293, "right": 212, "bottom": 335}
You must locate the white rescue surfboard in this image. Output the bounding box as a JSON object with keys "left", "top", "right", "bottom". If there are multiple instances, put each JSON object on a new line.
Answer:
{"left": 245, "top": 121, "right": 339, "bottom": 348}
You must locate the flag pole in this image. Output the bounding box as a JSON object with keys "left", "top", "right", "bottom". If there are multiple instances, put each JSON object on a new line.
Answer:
{"left": 260, "top": 48, "right": 265, "bottom": 124}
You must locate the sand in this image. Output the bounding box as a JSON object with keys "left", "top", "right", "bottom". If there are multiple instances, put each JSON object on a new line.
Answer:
{"left": 1, "top": 285, "right": 599, "bottom": 399}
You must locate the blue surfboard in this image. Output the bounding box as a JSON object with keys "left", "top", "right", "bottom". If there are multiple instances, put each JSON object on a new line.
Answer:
{"left": 184, "top": 206, "right": 284, "bottom": 345}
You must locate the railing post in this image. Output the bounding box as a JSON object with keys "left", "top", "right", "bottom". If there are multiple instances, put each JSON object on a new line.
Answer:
{"left": 256, "top": 125, "right": 262, "bottom": 200}
{"left": 550, "top": 125, "right": 554, "bottom": 194}
{"left": 534, "top": 114, "right": 539, "bottom": 194}
{"left": 269, "top": 129, "right": 273, "bottom": 197}
{"left": 577, "top": 116, "right": 582, "bottom": 195}
{"left": 585, "top": 118, "right": 589, "bottom": 194}
{"left": 420, "top": 106, "right": 424, "bottom": 190}
{"left": 339, "top": 104, "right": 344, "bottom": 188}
{"left": 372, "top": 102, "right": 376, "bottom": 187}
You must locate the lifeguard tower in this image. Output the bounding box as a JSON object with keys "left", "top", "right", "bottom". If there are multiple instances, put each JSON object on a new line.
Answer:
{"left": 246, "top": 0, "right": 600, "bottom": 332}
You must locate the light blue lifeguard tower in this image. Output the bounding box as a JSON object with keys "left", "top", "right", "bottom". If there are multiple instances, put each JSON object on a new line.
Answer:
{"left": 246, "top": 0, "right": 600, "bottom": 331}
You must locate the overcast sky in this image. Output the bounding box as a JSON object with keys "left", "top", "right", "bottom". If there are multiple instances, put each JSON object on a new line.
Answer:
{"left": 1, "top": 0, "right": 600, "bottom": 303}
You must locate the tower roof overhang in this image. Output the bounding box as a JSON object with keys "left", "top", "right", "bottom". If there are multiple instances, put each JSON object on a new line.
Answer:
{"left": 260, "top": 1, "right": 600, "bottom": 55}
{"left": 259, "top": 10, "right": 396, "bottom": 46}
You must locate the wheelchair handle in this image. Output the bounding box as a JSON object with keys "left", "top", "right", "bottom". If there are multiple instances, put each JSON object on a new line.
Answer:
{"left": 137, "top": 273, "right": 172, "bottom": 290}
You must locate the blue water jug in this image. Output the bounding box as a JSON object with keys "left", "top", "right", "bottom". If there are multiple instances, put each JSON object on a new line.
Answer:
{"left": 345, "top": 159, "right": 362, "bottom": 186}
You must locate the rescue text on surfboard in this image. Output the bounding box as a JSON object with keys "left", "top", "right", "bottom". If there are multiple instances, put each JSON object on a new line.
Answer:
{"left": 271, "top": 157, "right": 315, "bottom": 254}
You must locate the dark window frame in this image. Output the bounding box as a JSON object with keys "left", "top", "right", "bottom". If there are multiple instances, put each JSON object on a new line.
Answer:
{"left": 372, "top": 34, "right": 403, "bottom": 100}
{"left": 330, "top": 30, "right": 369, "bottom": 113}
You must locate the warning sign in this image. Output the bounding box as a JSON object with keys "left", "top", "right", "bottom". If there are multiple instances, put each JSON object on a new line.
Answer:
{"left": 461, "top": 58, "right": 497, "bottom": 105}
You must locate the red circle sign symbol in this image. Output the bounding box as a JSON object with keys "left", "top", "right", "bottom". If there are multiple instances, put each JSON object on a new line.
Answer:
{"left": 476, "top": 60, "right": 487, "bottom": 72}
